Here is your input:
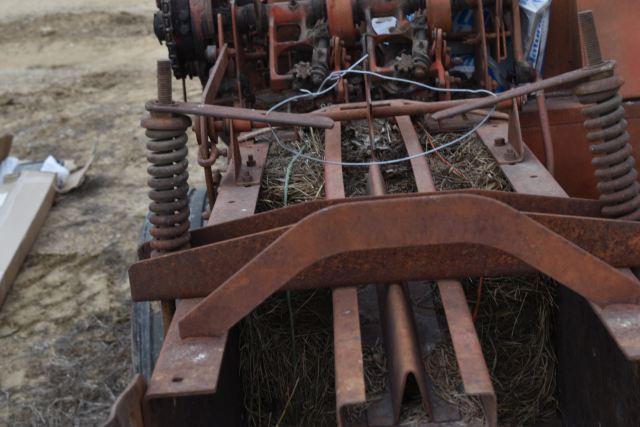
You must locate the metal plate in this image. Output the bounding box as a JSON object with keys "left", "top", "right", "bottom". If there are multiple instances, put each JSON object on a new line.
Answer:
{"left": 144, "top": 141, "right": 268, "bottom": 399}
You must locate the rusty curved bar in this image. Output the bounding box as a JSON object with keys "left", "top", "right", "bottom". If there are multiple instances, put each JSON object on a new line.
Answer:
{"left": 129, "top": 206, "right": 640, "bottom": 302}
{"left": 178, "top": 194, "right": 640, "bottom": 337}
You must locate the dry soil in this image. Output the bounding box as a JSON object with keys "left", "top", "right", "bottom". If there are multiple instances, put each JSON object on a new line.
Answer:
{"left": 0, "top": 2, "right": 204, "bottom": 425}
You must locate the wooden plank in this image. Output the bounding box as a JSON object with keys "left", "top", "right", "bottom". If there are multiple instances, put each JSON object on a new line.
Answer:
{"left": 0, "top": 171, "right": 55, "bottom": 308}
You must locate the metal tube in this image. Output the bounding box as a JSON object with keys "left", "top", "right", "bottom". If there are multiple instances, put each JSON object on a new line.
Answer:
{"left": 536, "top": 85, "right": 555, "bottom": 175}
{"left": 148, "top": 101, "right": 336, "bottom": 129}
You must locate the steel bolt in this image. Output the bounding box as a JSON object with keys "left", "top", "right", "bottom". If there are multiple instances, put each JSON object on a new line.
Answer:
{"left": 157, "top": 59, "right": 172, "bottom": 105}
{"left": 504, "top": 148, "right": 516, "bottom": 161}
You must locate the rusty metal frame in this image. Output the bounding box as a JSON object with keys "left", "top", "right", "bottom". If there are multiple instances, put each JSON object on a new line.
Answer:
{"left": 117, "top": 2, "right": 640, "bottom": 424}
{"left": 104, "top": 375, "right": 147, "bottom": 427}
{"left": 131, "top": 103, "right": 640, "bottom": 426}
{"left": 323, "top": 121, "right": 368, "bottom": 426}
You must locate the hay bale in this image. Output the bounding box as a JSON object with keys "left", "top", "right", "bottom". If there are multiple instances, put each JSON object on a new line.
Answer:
{"left": 466, "top": 276, "right": 558, "bottom": 424}
{"left": 239, "top": 289, "right": 335, "bottom": 425}
{"left": 241, "top": 122, "right": 559, "bottom": 426}
{"left": 257, "top": 128, "right": 325, "bottom": 213}
{"left": 244, "top": 128, "right": 335, "bottom": 425}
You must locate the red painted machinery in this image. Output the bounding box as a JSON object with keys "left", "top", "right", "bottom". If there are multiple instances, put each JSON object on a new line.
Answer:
{"left": 106, "top": 0, "right": 640, "bottom": 425}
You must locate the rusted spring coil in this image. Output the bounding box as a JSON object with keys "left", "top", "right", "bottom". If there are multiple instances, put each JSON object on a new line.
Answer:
{"left": 575, "top": 74, "right": 640, "bottom": 220}
{"left": 143, "top": 114, "right": 192, "bottom": 253}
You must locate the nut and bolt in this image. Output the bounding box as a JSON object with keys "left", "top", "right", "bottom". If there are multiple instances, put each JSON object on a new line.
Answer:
{"left": 504, "top": 148, "right": 516, "bottom": 161}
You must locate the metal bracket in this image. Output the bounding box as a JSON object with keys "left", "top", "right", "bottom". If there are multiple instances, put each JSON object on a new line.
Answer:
{"left": 483, "top": 100, "right": 524, "bottom": 164}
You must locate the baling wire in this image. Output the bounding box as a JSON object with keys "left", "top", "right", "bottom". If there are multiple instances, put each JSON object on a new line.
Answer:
{"left": 283, "top": 145, "right": 306, "bottom": 361}
{"left": 265, "top": 54, "right": 499, "bottom": 167}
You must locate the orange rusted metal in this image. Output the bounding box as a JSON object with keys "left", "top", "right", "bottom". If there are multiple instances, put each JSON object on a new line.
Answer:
{"left": 113, "top": 3, "right": 640, "bottom": 425}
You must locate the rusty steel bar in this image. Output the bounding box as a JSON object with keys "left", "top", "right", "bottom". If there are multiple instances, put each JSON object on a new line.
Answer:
{"left": 198, "top": 44, "right": 230, "bottom": 209}
{"left": 177, "top": 193, "right": 640, "bottom": 337}
{"left": 324, "top": 121, "right": 368, "bottom": 425}
{"left": 398, "top": 114, "right": 497, "bottom": 426}
{"left": 317, "top": 98, "right": 516, "bottom": 122}
{"left": 535, "top": 81, "right": 555, "bottom": 175}
{"left": 438, "top": 281, "right": 497, "bottom": 427}
{"left": 203, "top": 44, "right": 229, "bottom": 105}
{"left": 179, "top": 189, "right": 602, "bottom": 246}
{"left": 396, "top": 116, "right": 436, "bottom": 191}
{"left": 510, "top": 0, "right": 524, "bottom": 62}
{"left": 176, "top": 189, "right": 603, "bottom": 247}
{"left": 432, "top": 62, "right": 616, "bottom": 121}
{"left": 205, "top": 99, "right": 517, "bottom": 134}
{"left": 147, "top": 102, "right": 335, "bottom": 129}
{"left": 146, "top": 299, "right": 227, "bottom": 399}
{"left": 131, "top": 190, "right": 640, "bottom": 303}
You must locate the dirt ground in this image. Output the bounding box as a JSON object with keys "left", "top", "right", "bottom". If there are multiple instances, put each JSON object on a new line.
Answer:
{"left": 0, "top": 2, "right": 203, "bottom": 425}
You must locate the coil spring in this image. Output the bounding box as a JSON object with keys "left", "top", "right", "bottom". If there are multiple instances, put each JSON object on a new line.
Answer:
{"left": 142, "top": 114, "right": 192, "bottom": 253}
{"left": 575, "top": 74, "right": 640, "bottom": 220}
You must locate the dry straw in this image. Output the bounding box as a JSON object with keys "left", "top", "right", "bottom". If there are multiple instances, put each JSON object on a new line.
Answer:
{"left": 241, "top": 120, "right": 558, "bottom": 426}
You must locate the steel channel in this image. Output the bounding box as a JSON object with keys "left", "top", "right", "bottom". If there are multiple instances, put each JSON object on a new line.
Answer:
{"left": 365, "top": 124, "right": 433, "bottom": 420}
{"left": 324, "top": 122, "right": 368, "bottom": 425}
{"left": 361, "top": 48, "right": 432, "bottom": 420}
{"left": 397, "top": 115, "right": 497, "bottom": 426}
